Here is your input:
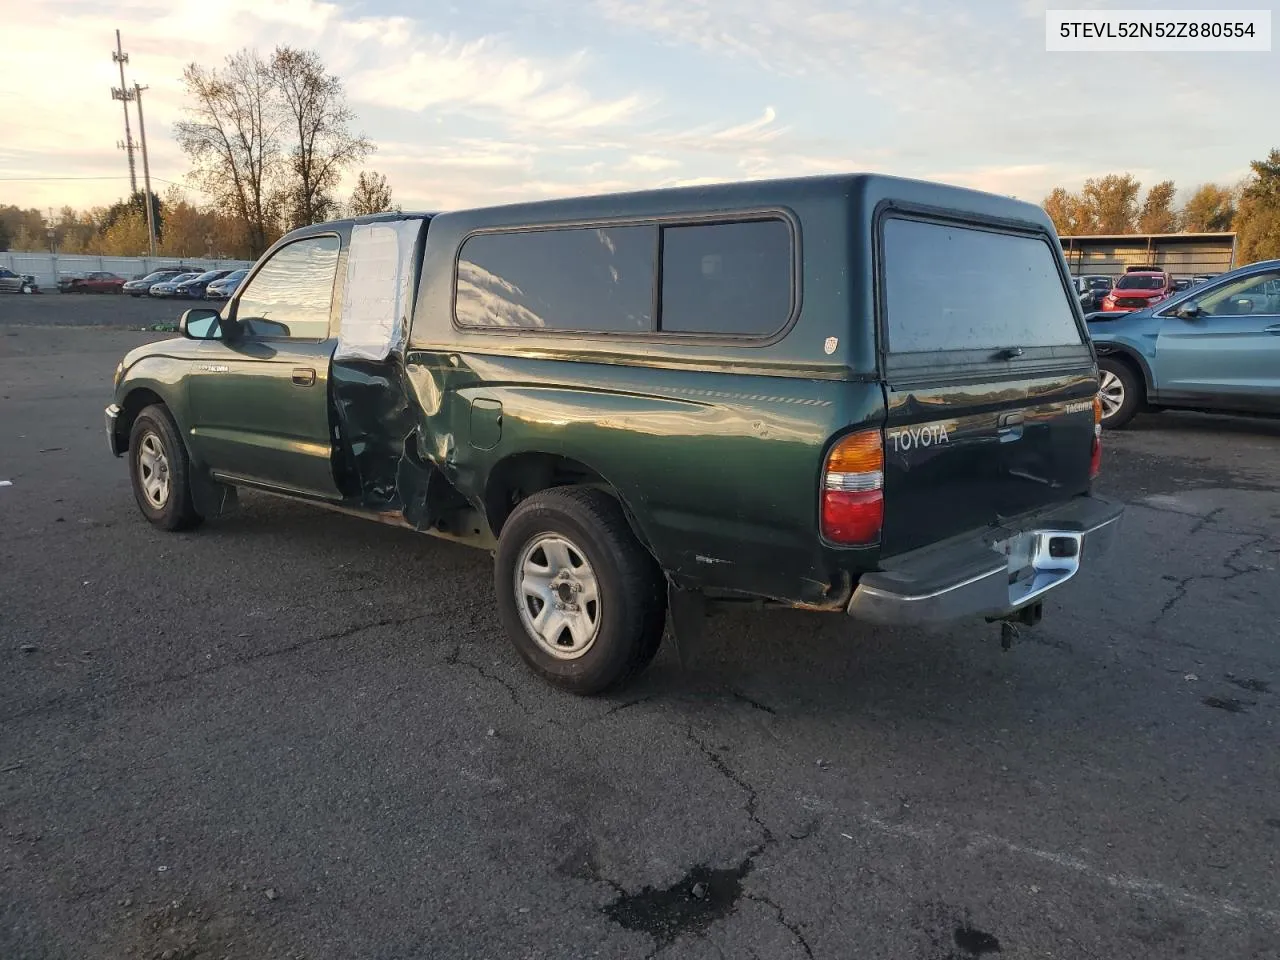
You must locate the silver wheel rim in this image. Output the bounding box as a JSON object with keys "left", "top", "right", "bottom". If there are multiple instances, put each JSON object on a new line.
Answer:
{"left": 515, "top": 534, "right": 601, "bottom": 660}
{"left": 137, "top": 431, "right": 171, "bottom": 509}
{"left": 1098, "top": 370, "right": 1125, "bottom": 420}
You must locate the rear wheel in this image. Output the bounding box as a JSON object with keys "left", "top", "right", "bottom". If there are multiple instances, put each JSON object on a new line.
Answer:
{"left": 128, "top": 404, "right": 203, "bottom": 531}
{"left": 1098, "top": 357, "right": 1142, "bottom": 430}
{"left": 494, "top": 486, "right": 666, "bottom": 695}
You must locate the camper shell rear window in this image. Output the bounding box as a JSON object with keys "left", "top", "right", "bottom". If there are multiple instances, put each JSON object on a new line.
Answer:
{"left": 881, "top": 217, "right": 1085, "bottom": 356}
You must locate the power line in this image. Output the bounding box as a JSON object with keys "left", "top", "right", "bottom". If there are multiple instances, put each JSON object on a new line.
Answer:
{"left": 0, "top": 175, "right": 187, "bottom": 186}
{"left": 0, "top": 176, "right": 139, "bottom": 182}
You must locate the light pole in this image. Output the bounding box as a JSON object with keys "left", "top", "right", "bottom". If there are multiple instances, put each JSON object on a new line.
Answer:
{"left": 46, "top": 211, "right": 58, "bottom": 289}
{"left": 134, "top": 82, "right": 158, "bottom": 260}
{"left": 111, "top": 30, "right": 138, "bottom": 195}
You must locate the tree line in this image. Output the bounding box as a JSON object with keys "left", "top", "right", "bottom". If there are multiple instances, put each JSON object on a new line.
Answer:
{"left": 0, "top": 45, "right": 398, "bottom": 258}
{"left": 1041, "top": 148, "right": 1280, "bottom": 265}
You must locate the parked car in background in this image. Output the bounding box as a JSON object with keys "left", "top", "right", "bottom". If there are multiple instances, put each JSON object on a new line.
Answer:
{"left": 204, "top": 269, "right": 247, "bottom": 300}
{"left": 1071, "top": 276, "right": 1090, "bottom": 310}
{"left": 61, "top": 271, "right": 127, "bottom": 294}
{"left": 1100, "top": 270, "right": 1174, "bottom": 313}
{"left": 1088, "top": 259, "right": 1280, "bottom": 428}
{"left": 1079, "top": 274, "right": 1114, "bottom": 313}
{"left": 174, "top": 270, "right": 230, "bottom": 300}
{"left": 149, "top": 273, "right": 201, "bottom": 298}
{"left": 0, "top": 267, "right": 39, "bottom": 294}
{"left": 124, "top": 271, "right": 184, "bottom": 297}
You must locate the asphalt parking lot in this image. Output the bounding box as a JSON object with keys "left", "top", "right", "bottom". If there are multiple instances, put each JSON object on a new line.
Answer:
{"left": 0, "top": 290, "right": 205, "bottom": 329}
{"left": 2, "top": 300, "right": 1279, "bottom": 960}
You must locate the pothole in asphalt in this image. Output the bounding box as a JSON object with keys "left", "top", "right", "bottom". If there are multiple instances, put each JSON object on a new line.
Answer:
{"left": 1225, "top": 675, "right": 1270, "bottom": 693}
{"left": 603, "top": 861, "right": 749, "bottom": 946}
{"left": 953, "top": 924, "right": 1003, "bottom": 955}
{"left": 1202, "top": 696, "right": 1251, "bottom": 713}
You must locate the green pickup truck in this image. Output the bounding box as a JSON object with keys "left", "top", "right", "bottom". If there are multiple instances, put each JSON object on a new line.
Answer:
{"left": 106, "top": 174, "right": 1121, "bottom": 693}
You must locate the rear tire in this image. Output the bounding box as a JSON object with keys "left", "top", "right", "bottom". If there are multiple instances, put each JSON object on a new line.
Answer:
{"left": 494, "top": 486, "right": 666, "bottom": 695}
{"left": 1098, "top": 357, "right": 1142, "bottom": 430}
{"left": 128, "top": 404, "right": 203, "bottom": 531}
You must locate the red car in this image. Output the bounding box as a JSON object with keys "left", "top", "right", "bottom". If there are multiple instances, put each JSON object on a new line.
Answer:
{"left": 1100, "top": 271, "right": 1174, "bottom": 313}
{"left": 61, "top": 271, "right": 126, "bottom": 294}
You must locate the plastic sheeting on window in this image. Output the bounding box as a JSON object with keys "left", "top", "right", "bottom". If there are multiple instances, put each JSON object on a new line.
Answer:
{"left": 335, "top": 219, "right": 423, "bottom": 361}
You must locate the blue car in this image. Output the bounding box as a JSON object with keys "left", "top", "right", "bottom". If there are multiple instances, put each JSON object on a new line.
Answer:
{"left": 174, "top": 269, "right": 231, "bottom": 299}
{"left": 1088, "top": 259, "right": 1280, "bottom": 429}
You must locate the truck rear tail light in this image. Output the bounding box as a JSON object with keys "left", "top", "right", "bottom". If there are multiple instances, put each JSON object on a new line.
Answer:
{"left": 822, "top": 429, "right": 883, "bottom": 545}
{"left": 1090, "top": 395, "right": 1103, "bottom": 478}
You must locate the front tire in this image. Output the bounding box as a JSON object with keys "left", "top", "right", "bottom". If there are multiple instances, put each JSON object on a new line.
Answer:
{"left": 128, "top": 404, "right": 203, "bottom": 531}
{"left": 1098, "top": 357, "right": 1142, "bottom": 430}
{"left": 495, "top": 487, "right": 667, "bottom": 695}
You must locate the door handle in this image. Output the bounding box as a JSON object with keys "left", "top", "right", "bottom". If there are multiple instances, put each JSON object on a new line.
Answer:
{"left": 292, "top": 367, "right": 316, "bottom": 386}
{"left": 997, "top": 411, "right": 1024, "bottom": 443}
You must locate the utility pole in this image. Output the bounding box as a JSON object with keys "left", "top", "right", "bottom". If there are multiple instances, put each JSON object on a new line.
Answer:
{"left": 110, "top": 30, "right": 138, "bottom": 195}
{"left": 134, "top": 82, "right": 158, "bottom": 260}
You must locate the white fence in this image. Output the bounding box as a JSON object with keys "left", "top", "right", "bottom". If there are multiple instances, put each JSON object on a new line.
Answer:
{"left": 0, "top": 253, "right": 256, "bottom": 290}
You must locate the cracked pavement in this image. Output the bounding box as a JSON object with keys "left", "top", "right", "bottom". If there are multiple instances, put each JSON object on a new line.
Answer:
{"left": 2, "top": 322, "right": 1279, "bottom": 959}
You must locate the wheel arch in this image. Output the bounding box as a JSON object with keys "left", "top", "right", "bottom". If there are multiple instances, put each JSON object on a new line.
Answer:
{"left": 116, "top": 386, "right": 169, "bottom": 454}
{"left": 1095, "top": 342, "right": 1154, "bottom": 395}
{"left": 481, "top": 451, "right": 659, "bottom": 559}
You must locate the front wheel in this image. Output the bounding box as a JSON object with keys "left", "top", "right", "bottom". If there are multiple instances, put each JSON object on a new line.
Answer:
{"left": 1097, "top": 358, "right": 1142, "bottom": 430}
{"left": 128, "top": 404, "right": 203, "bottom": 531}
{"left": 494, "top": 487, "right": 667, "bottom": 695}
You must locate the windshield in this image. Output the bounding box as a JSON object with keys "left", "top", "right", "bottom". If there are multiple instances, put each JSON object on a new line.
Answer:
{"left": 1087, "top": 277, "right": 1112, "bottom": 289}
{"left": 195, "top": 271, "right": 222, "bottom": 281}
{"left": 223, "top": 270, "right": 247, "bottom": 281}
{"left": 173, "top": 274, "right": 199, "bottom": 283}
{"left": 1115, "top": 275, "right": 1164, "bottom": 290}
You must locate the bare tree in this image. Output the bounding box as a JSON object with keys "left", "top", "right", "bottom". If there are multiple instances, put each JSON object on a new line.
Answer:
{"left": 175, "top": 50, "right": 283, "bottom": 256}
{"left": 348, "top": 171, "right": 399, "bottom": 216}
{"left": 272, "top": 47, "right": 374, "bottom": 229}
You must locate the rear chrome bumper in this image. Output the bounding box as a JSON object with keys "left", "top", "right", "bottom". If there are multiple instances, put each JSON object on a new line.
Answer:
{"left": 105, "top": 404, "right": 122, "bottom": 457}
{"left": 847, "top": 495, "right": 1122, "bottom": 626}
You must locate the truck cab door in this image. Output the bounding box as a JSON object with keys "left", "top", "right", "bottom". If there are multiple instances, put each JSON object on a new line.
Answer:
{"left": 1154, "top": 267, "right": 1280, "bottom": 408}
{"left": 187, "top": 234, "right": 344, "bottom": 499}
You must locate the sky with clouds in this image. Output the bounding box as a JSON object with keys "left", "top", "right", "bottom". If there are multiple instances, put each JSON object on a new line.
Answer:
{"left": 1, "top": 0, "right": 1276, "bottom": 216}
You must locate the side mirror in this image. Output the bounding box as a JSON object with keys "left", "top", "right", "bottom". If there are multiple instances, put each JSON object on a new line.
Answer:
{"left": 180, "top": 307, "right": 222, "bottom": 340}
{"left": 1173, "top": 301, "right": 1203, "bottom": 320}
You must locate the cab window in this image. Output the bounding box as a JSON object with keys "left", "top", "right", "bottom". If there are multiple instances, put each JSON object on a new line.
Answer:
{"left": 234, "top": 236, "right": 340, "bottom": 338}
